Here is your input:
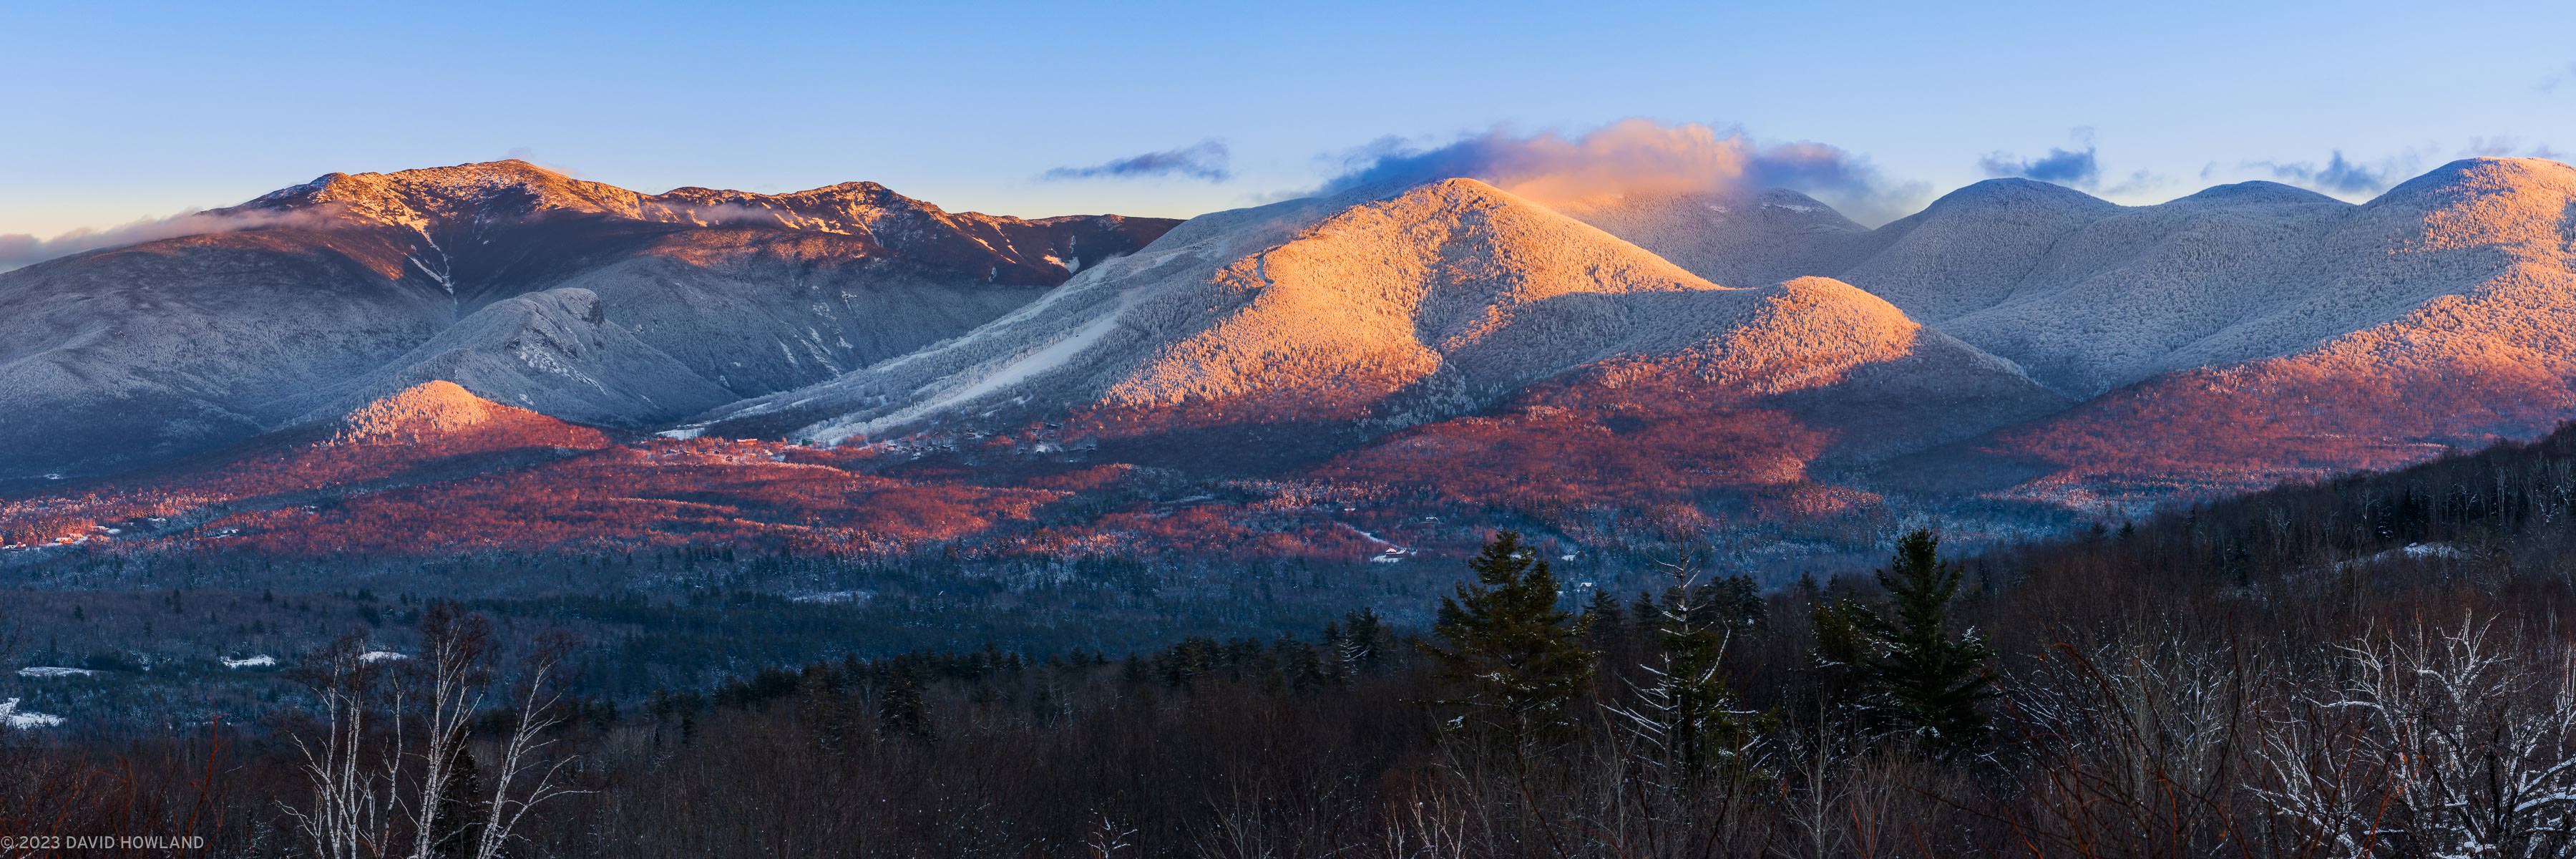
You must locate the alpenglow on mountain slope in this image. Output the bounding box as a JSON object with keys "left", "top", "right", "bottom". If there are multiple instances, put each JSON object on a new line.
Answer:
{"left": 0, "top": 160, "right": 1177, "bottom": 480}
{"left": 7, "top": 157, "right": 2576, "bottom": 573}
{"left": 1913, "top": 157, "right": 2576, "bottom": 504}
{"left": 691, "top": 178, "right": 2064, "bottom": 460}
{"left": 1549, "top": 157, "right": 2576, "bottom": 503}
{"left": 0, "top": 178, "right": 2069, "bottom": 566}
{"left": 1585, "top": 159, "right": 2576, "bottom": 404}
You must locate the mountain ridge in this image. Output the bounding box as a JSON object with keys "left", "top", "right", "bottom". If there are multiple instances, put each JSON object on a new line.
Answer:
{"left": 9, "top": 157, "right": 2576, "bottom": 571}
{"left": 693, "top": 178, "right": 2060, "bottom": 454}
{"left": 0, "top": 161, "right": 1181, "bottom": 479}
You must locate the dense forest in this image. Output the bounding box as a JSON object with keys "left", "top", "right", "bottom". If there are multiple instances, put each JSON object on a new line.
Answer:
{"left": 15, "top": 417, "right": 2576, "bottom": 858}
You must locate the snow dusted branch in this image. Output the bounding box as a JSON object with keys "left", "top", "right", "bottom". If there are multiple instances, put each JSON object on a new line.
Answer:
{"left": 472, "top": 630, "right": 591, "bottom": 859}
{"left": 2253, "top": 616, "right": 2576, "bottom": 858}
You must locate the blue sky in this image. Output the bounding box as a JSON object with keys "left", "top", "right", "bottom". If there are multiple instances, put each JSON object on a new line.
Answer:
{"left": 6, "top": 0, "right": 2574, "bottom": 237}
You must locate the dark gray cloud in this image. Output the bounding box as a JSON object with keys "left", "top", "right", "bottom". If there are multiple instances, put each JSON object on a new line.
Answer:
{"left": 1042, "top": 140, "right": 1231, "bottom": 182}
{"left": 1311, "top": 120, "right": 1925, "bottom": 225}
{"left": 0, "top": 208, "right": 336, "bottom": 272}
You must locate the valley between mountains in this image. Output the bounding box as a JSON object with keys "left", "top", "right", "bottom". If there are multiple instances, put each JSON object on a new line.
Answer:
{"left": 6, "top": 157, "right": 2575, "bottom": 582}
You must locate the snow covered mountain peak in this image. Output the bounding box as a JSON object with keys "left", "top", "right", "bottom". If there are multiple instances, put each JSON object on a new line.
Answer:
{"left": 1918, "top": 177, "right": 2119, "bottom": 217}
{"left": 2167, "top": 180, "right": 2341, "bottom": 208}
{"left": 2379, "top": 156, "right": 2576, "bottom": 200}
{"left": 243, "top": 159, "right": 652, "bottom": 228}
{"left": 691, "top": 175, "right": 2060, "bottom": 455}
{"left": 0, "top": 161, "right": 1179, "bottom": 479}
{"left": 1546, "top": 185, "right": 1868, "bottom": 289}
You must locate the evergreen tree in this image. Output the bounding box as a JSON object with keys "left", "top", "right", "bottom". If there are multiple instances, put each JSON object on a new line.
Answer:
{"left": 1809, "top": 597, "right": 1871, "bottom": 709}
{"left": 1813, "top": 529, "right": 1997, "bottom": 756}
{"left": 1619, "top": 568, "right": 1756, "bottom": 780}
{"left": 799, "top": 670, "right": 859, "bottom": 754}
{"left": 1337, "top": 607, "right": 1389, "bottom": 674}
{"left": 428, "top": 745, "right": 487, "bottom": 859}
{"left": 1279, "top": 636, "right": 1327, "bottom": 689}
{"left": 1704, "top": 573, "right": 1766, "bottom": 630}
{"left": 1319, "top": 621, "right": 1350, "bottom": 685}
{"left": 1423, "top": 530, "right": 1595, "bottom": 744}
{"left": 879, "top": 666, "right": 934, "bottom": 741}
{"left": 1582, "top": 588, "right": 1626, "bottom": 648}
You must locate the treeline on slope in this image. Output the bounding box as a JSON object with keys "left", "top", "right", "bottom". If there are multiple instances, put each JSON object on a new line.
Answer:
{"left": 2, "top": 410, "right": 1966, "bottom": 577}
{"left": 17, "top": 419, "right": 2576, "bottom": 856}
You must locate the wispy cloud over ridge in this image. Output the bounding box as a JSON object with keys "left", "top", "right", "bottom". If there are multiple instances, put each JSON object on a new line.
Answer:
{"left": 1042, "top": 140, "right": 1231, "bottom": 182}
{"left": 1978, "top": 130, "right": 2102, "bottom": 188}
{"left": 2247, "top": 150, "right": 2402, "bottom": 195}
{"left": 0, "top": 208, "right": 337, "bottom": 272}
{"left": 1312, "top": 119, "right": 1924, "bottom": 225}
{"left": 2460, "top": 137, "right": 2565, "bottom": 160}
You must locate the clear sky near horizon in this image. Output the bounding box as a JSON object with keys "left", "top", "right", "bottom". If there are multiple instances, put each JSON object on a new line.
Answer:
{"left": 6, "top": 0, "right": 2575, "bottom": 238}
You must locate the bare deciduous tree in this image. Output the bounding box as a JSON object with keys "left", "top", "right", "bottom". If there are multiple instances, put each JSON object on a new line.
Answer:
{"left": 2255, "top": 617, "right": 2576, "bottom": 859}
{"left": 280, "top": 633, "right": 400, "bottom": 859}
{"left": 472, "top": 629, "right": 590, "bottom": 859}
{"left": 280, "top": 612, "right": 585, "bottom": 859}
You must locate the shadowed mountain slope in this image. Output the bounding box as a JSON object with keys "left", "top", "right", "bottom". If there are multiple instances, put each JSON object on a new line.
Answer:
{"left": 0, "top": 160, "right": 1177, "bottom": 478}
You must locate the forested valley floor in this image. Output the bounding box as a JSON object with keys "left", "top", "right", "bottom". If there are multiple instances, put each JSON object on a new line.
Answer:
{"left": 16, "top": 420, "right": 2576, "bottom": 858}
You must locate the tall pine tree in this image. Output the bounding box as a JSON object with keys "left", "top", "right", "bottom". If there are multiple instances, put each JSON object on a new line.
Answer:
{"left": 1813, "top": 528, "right": 1996, "bottom": 756}
{"left": 1423, "top": 530, "right": 1595, "bottom": 745}
{"left": 1619, "top": 571, "right": 1758, "bottom": 781}
{"left": 878, "top": 664, "right": 934, "bottom": 741}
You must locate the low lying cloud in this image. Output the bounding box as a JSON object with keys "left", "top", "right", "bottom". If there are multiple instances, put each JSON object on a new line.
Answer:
{"left": 0, "top": 208, "right": 336, "bottom": 272}
{"left": 642, "top": 200, "right": 792, "bottom": 227}
{"left": 1313, "top": 120, "right": 1924, "bottom": 225}
{"left": 2461, "top": 137, "right": 2565, "bottom": 160}
{"left": 502, "top": 146, "right": 587, "bottom": 178}
{"left": 2247, "top": 150, "right": 2401, "bottom": 195}
{"left": 1043, "top": 140, "right": 1231, "bottom": 183}
{"left": 2463, "top": 137, "right": 2523, "bottom": 157}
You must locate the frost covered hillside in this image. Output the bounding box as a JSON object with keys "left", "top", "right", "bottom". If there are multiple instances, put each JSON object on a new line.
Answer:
{"left": 692, "top": 178, "right": 2064, "bottom": 472}
{"left": 11, "top": 156, "right": 2576, "bottom": 564}
{"left": 1898, "top": 157, "right": 2576, "bottom": 505}
{"left": 0, "top": 160, "right": 1177, "bottom": 480}
{"left": 1584, "top": 157, "right": 2576, "bottom": 404}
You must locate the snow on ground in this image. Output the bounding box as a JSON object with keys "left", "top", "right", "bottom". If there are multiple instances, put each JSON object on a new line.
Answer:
{"left": 2336, "top": 543, "right": 2469, "bottom": 570}
{"left": 0, "top": 699, "right": 64, "bottom": 729}
{"left": 917, "top": 294, "right": 1129, "bottom": 413}
{"left": 697, "top": 191, "right": 1352, "bottom": 440}
{"left": 16, "top": 666, "right": 97, "bottom": 678}
{"left": 358, "top": 651, "right": 408, "bottom": 663}
{"left": 1345, "top": 525, "right": 1410, "bottom": 551}
{"left": 223, "top": 655, "right": 278, "bottom": 669}
{"left": 809, "top": 283, "right": 1142, "bottom": 443}
{"left": 1345, "top": 524, "right": 1418, "bottom": 566}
